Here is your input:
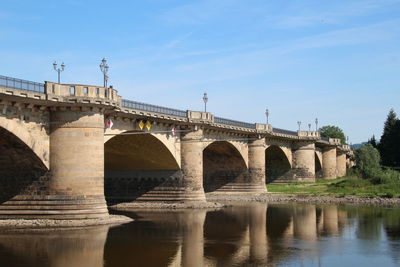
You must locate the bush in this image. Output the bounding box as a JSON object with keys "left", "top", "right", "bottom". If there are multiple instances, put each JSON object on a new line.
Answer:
{"left": 355, "top": 144, "right": 381, "bottom": 170}
{"left": 355, "top": 144, "right": 381, "bottom": 179}
{"left": 354, "top": 144, "right": 400, "bottom": 185}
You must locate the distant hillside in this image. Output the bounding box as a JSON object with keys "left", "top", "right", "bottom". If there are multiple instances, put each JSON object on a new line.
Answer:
{"left": 351, "top": 142, "right": 367, "bottom": 149}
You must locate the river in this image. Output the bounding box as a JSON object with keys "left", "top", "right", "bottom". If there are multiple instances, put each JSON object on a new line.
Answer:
{"left": 0, "top": 202, "right": 399, "bottom": 267}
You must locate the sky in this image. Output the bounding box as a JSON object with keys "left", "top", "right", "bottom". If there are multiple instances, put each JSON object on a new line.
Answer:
{"left": 0, "top": 0, "right": 399, "bottom": 143}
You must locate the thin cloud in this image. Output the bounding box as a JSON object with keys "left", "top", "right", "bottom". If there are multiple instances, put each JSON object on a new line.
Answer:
{"left": 269, "top": 0, "right": 400, "bottom": 28}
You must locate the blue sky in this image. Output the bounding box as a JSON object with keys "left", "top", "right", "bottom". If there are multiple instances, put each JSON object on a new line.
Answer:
{"left": 1, "top": 0, "right": 399, "bottom": 143}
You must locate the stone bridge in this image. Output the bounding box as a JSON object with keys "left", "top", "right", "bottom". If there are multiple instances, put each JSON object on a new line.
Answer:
{"left": 0, "top": 75, "right": 352, "bottom": 219}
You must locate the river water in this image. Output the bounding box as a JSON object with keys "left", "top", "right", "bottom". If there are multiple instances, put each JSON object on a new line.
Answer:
{"left": 0, "top": 202, "right": 399, "bottom": 267}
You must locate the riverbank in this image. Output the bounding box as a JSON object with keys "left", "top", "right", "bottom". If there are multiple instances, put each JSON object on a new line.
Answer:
{"left": 0, "top": 214, "right": 133, "bottom": 230}
{"left": 109, "top": 200, "right": 225, "bottom": 210}
{"left": 206, "top": 192, "right": 400, "bottom": 206}
{"left": 267, "top": 177, "right": 400, "bottom": 198}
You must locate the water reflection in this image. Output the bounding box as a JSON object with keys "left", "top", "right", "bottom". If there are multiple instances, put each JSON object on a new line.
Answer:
{"left": 0, "top": 225, "right": 109, "bottom": 267}
{"left": 0, "top": 203, "right": 399, "bottom": 266}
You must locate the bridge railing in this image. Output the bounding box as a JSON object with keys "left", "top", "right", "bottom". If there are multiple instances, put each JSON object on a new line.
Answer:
{"left": 321, "top": 136, "right": 330, "bottom": 142}
{"left": 122, "top": 99, "right": 187, "bottom": 118}
{"left": 272, "top": 127, "right": 298, "bottom": 136}
{"left": 214, "top": 116, "right": 256, "bottom": 129}
{"left": 0, "top": 75, "right": 44, "bottom": 93}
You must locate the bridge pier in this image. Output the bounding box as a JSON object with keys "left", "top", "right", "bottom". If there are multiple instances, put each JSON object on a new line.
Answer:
{"left": 0, "top": 107, "right": 109, "bottom": 219}
{"left": 322, "top": 147, "right": 337, "bottom": 179}
{"left": 180, "top": 129, "right": 207, "bottom": 201}
{"left": 248, "top": 138, "right": 268, "bottom": 192}
{"left": 47, "top": 108, "right": 108, "bottom": 218}
{"left": 292, "top": 141, "right": 315, "bottom": 182}
{"left": 336, "top": 152, "right": 347, "bottom": 177}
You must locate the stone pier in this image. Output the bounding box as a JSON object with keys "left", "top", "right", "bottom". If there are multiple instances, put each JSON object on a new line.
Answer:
{"left": 292, "top": 141, "right": 316, "bottom": 182}
{"left": 336, "top": 152, "right": 347, "bottom": 177}
{"left": 48, "top": 108, "right": 108, "bottom": 218}
{"left": 248, "top": 138, "right": 268, "bottom": 192}
{"left": 322, "top": 147, "right": 337, "bottom": 179}
{"left": 180, "top": 128, "right": 207, "bottom": 201}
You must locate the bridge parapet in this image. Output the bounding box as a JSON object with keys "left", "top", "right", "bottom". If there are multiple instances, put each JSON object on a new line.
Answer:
{"left": 341, "top": 144, "right": 350, "bottom": 151}
{"left": 44, "top": 82, "right": 121, "bottom": 107}
{"left": 298, "top": 131, "right": 320, "bottom": 139}
{"left": 255, "top": 123, "right": 272, "bottom": 132}
{"left": 187, "top": 110, "right": 214, "bottom": 123}
{"left": 329, "top": 138, "right": 341, "bottom": 146}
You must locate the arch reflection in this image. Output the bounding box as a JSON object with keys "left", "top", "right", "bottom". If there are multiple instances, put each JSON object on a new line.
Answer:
{"left": 0, "top": 225, "right": 109, "bottom": 267}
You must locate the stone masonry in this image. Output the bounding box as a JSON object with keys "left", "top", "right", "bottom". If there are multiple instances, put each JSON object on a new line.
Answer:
{"left": 0, "top": 76, "right": 352, "bottom": 219}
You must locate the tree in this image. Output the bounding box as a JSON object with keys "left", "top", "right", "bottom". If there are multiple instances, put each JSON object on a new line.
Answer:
{"left": 368, "top": 135, "right": 378, "bottom": 148}
{"left": 391, "top": 120, "right": 400, "bottom": 167}
{"left": 355, "top": 144, "right": 381, "bottom": 179}
{"left": 319, "top": 125, "right": 346, "bottom": 145}
{"left": 378, "top": 109, "right": 399, "bottom": 167}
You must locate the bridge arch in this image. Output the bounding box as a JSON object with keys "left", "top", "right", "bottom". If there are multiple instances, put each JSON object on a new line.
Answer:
{"left": 315, "top": 152, "right": 323, "bottom": 178}
{"left": 0, "top": 117, "right": 48, "bottom": 168}
{"left": 0, "top": 126, "right": 48, "bottom": 203}
{"left": 104, "top": 131, "right": 181, "bottom": 203}
{"left": 203, "top": 141, "right": 248, "bottom": 193}
{"left": 265, "top": 145, "right": 292, "bottom": 183}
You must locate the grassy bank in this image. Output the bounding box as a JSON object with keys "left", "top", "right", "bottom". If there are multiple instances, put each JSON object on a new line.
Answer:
{"left": 267, "top": 176, "right": 400, "bottom": 198}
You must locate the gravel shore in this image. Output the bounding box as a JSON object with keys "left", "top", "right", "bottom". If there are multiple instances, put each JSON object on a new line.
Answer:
{"left": 0, "top": 215, "right": 133, "bottom": 230}
{"left": 206, "top": 192, "right": 400, "bottom": 206}
{"left": 110, "top": 201, "right": 225, "bottom": 211}
{"left": 1, "top": 194, "right": 398, "bottom": 230}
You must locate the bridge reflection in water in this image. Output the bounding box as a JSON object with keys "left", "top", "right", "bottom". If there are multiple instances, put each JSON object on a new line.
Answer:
{"left": 0, "top": 203, "right": 399, "bottom": 267}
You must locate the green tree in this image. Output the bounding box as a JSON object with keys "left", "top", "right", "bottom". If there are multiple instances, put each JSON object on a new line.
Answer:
{"left": 355, "top": 144, "right": 381, "bottom": 179}
{"left": 378, "top": 109, "right": 399, "bottom": 167}
{"left": 368, "top": 135, "right": 378, "bottom": 148}
{"left": 392, "top": 120, "right": 400, "bottom": 167}
{"left": 320, "top": 125, "right": 346, "bottom": 145}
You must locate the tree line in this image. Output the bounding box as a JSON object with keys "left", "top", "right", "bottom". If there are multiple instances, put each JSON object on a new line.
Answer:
{"left": 368, "top": 109, "right": 400, "bottom": 168}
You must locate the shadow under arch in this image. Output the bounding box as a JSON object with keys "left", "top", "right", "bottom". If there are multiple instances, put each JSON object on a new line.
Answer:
{"left": 315, "top": 152, "right": 323, "bottom": 178}
{"left": 265, "top": 145, "right": 292, "bottom": 183}
{"left": 0, "top": 127, "right": 48, "bottom": 204}
{"left": 203, "top": 141, "right": 248, "bottom": 193}
{"left": 104, "top": 131, "right": 181, "bottom": 204}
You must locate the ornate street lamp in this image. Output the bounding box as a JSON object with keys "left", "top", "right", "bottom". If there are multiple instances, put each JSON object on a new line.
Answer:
{"left": 265, "top": 108, "right": 269, "bottom": 124}
{"left": 99, "top": 58, "right": 109, "bottom": 88}
{"left": 53, "top": 61, "right": 65, "bottom": 84}
{"left": 308, "top": 123, "right": 311, "bottom": 131}
{"left": 203, "top": 93, "right": 208, "bottom": 112}
{"left": 297, "top": 121, "right": 301, "bottom": 131}
{"left": 315, "top": 118, "right": 319, "bottom": 131}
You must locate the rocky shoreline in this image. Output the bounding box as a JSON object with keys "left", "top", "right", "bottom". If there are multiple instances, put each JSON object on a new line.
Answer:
{"left": 1, "top": 194, "right": 398, "bottom": 229}
{"left": 206, "top": 192, "right": 400, "bottom": 206}
{"left": 0, "top": 214, "right": 133, "bottom": 230}
{"left": 109, "top": 200, "right": 225, "bottom": 211}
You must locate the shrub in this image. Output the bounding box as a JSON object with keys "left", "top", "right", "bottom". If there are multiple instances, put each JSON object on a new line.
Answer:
{"left": 355, "top": 144, "right": 381, "bottom": 179}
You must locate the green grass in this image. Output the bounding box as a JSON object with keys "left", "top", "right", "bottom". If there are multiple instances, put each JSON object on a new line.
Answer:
{"left": 267, "top": 175, "right": 400, "bottom": 198}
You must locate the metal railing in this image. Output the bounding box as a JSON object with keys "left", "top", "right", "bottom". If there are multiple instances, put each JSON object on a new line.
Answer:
{"left": 321, "top": 136, "right": 330, "bottom": 142}
{"left": 0, "top": 75, "right": 44, "bottom": 93}
{"left": 215, "top": 116, "right": 256, "bottom": 129}
{"left": 272, "top": 127, "right": 298, "bottom": 136}
{"left": 122, "top": 99, "right": 187, "bottom": 118}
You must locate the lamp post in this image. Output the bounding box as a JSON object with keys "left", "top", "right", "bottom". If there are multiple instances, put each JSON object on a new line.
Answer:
{"left": 315, "top": 118, "right": 319, "bottom": 131}
{"left": 347, "top": 136, "right": 349, "bottom": 145}
{"left": 297, "top": 121, "right": 301, "bottom": 131}
{"left": 308, "top": 123, "right": 311, "bottom": 131}
{"left": 53, "top": 61, "right": 65, "bottom": 84}
{"left": 203, "top": 93, "right": 208, "bottom": 112}
{"left": 99, "top": 58, "right": 109, "bottom": 88}
{"left": 265, "top": 108, "right": 269, "bottom": 124}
